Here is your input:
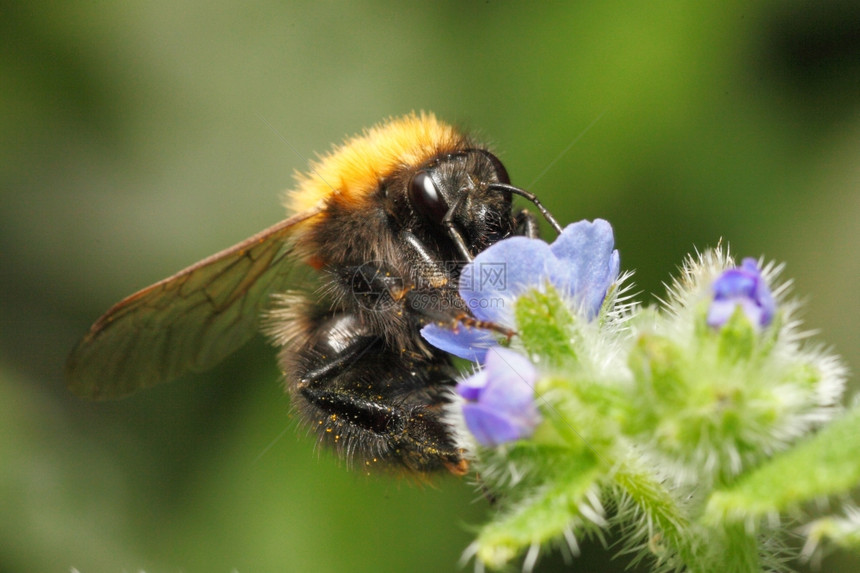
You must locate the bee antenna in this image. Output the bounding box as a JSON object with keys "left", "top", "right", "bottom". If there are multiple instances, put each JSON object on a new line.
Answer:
{"left": 487, "top": 183, "right": 563, "bottom": 234}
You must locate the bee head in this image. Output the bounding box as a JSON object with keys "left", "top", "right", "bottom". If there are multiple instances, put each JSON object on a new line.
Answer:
{"left": 406, "top": 149, "right": 515, "bottom": 259}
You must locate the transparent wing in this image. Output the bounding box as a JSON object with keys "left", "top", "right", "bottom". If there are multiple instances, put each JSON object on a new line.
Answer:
{"left": 66, "top": 207, "right": 322, "bottom": 399}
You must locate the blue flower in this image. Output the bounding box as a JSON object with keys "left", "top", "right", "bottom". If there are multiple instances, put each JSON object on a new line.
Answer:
{"left": 707, "top": 258, "right": 775, "bottom": 329}
{"left": 456, "top": 347, "right": 542, "bottom": 447}
{"left": 421, "top": 219, "right": 620, "bottom": 362}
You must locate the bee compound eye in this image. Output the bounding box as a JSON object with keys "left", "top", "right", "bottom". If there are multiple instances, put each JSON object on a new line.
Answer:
{"left": 408, "top": 170, "right": 448, "bottom": 225}
{"left": 483, "top": 151, "right": 510, "bottom": 185}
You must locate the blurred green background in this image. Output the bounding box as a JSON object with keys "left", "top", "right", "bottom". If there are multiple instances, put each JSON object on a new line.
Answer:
{"left": 2, "top": 2, "right": 859, "bottom": 571}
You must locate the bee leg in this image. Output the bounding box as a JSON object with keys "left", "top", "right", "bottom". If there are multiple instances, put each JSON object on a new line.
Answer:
{"left": 341, "top": 249, "right": 468, "bottom": 326}
{"left": 398, "top": 230, "right": 515, "bottom": 338}
{"left": 397, "top": 230, "right": 468, "bottom": 317}
{"left": 401, "top": 230, "right": 458, "bottom": 275}
{"left": 283, "top": 311, "right": 466, "bottom": 474}
{"left": 514, "top": 208, "right": 541, "bottom": 238}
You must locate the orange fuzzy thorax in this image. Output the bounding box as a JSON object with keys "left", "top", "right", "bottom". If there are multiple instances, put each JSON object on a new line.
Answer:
{"left": 285, "top": 112, "right": 464, "bottom": 215}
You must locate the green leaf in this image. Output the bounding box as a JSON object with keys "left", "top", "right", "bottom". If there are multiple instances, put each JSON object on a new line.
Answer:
{"left": 614, "top": 461, "right": 764, "bottom": 572}
{"left": 704, "top": 406, "right": 860, "bottom": 524}
{"left": 612, "top": 460, "right": 697, "bottom": 569}
{"left": 473, "top": 455, "right": 602, "bottom": 570}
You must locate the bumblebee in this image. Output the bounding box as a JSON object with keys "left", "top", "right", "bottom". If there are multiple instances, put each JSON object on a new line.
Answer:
{"left": 66, "top": 112, "right": 561, "bottom": 475}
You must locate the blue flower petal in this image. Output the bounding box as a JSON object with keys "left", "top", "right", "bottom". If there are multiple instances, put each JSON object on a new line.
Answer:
{"left": 456, "top": 369, "right": 487, "bottom": 401}
{"left": 548, "top": 219, "right": 620, "bottom": 318}
{"left": 706, "top": 299, "right": 740, "bottom": 327}
{"left": 420, "top": 323, "right": 498, "bottom": 363}
{"left": 455, "top": 347, "right": 541, "bottom": 447}
{"left": 479, "top": 348, "right": 538, "bottom": 408}
{"left": 463, "top": 403, "right": 534, "bottom": 447}
{"left": 460, "top": 237, "right": 552, "bottom": 323}
{"left": 707, "top": 258, "right": 775, "bottom": 329}
{"left": 712, "top": 268, "right": 756, "bottom": 299}
{"left": 745, "top": 259, "right": 775, "bottom": 324}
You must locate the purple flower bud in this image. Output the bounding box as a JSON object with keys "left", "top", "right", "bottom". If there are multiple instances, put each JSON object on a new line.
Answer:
{"left": 707, "top": 258, "right": 775, "bottom": 329}
{"left": 456, "top": 347, "right": 542, "bottom": 447}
